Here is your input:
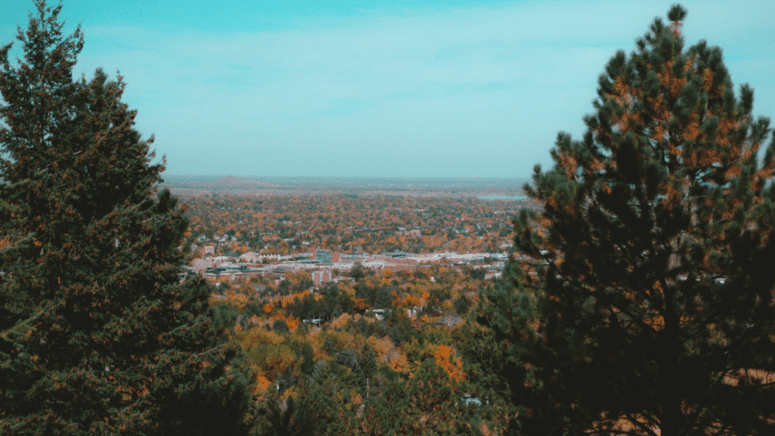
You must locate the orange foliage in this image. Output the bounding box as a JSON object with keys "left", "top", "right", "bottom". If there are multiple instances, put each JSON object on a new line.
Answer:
{"left": 403, "top": 296, "right": 421, "bottom": 309}
{"left": 280, "top": 290, "right": 312, "bottom": 308}
{"left": 434, "top": 344, "right": 465, "bottom": 382}
{"left": 254, "top": 376, "right": 272, "bottom": 396}
{"left": 270, "top": 314, "right": 300, "bottom": 331}
{"left": 353, "top": 298, "right": 369, "bottom": 311}
{"left": 390, "top": 354, "right": 409, "bottom": 373}
{"left": 391, "top": 291, "right": 402, "bottom": 308}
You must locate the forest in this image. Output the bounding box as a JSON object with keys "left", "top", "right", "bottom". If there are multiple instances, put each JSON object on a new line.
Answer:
{"left": 205, "top": 256, "right": 514, "bottom": 435}
{"left": 176, "top": 192, "right": 526, "bottom": 433}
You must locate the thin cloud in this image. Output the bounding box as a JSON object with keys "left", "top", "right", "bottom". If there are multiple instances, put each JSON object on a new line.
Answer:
{"left": 4, "top": 0, "right": 773, "bottom": 176}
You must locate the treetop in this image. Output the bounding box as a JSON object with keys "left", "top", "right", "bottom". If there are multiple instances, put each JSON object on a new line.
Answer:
{"left": 667, "top": 3, "right": 688, "bottom": 25}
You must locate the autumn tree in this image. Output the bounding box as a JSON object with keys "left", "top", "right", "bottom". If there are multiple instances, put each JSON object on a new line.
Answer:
{"left": 478, "top": 5, "right": 775, "bottom": 436}
{"left": 0, "top": 2, "right": 247, "bottom": 434}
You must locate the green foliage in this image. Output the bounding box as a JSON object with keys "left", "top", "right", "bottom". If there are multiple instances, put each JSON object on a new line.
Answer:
{"left": 453, "top": 294, "right": 472, "bottom": 315}
{"left": 273, "top": 318, "right": 290, "bottom": 334}
{"left": 478, "top": 5, "right": 775, "bottom": 435}
{"left": 387, "top": 313, "right": 415, "bottom": 345}
{"left": 253, "top": 396, "right": 316, "bottom": 436}
{"left": 287, "top": 340, "right": 315, "bottom": 376}
{"left": 211, "top": 294, "right": 241, "bottom": 338}
{"left": 0, "top": 2, "right": 247, "bottom": 434}
{"left": 465, "top": 266, "right": 487, "bottom": 281}
{"left": 305, "top": 360, "right": 361, "bottom": 435}
{"left": 350, "top": 262, "right": 368, "bottom": 280}
{"left": 361, "top": 359, "right": 464, "bottom": 436}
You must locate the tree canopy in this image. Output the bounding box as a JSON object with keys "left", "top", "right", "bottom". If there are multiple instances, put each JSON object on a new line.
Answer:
{"left": 0, "top": 1, "right": 247, "bottom": 434}
{"left": 479, "top": 4, "right": 775, "bottom": 436}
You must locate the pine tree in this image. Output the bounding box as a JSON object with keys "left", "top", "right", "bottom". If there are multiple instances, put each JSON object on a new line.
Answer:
{"left": 359, "top": 360, "right": 463, "bottom": 436}
{"left": 478, "top": 5, "right": 775, "bottom": 435}
{"left": 0, "top": 1, "right": 248, "bottom": 434}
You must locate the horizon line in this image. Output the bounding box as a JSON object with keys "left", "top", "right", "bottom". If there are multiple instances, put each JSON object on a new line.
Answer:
{"left": 162, "top": 174, "right": 532, "bottom": 179}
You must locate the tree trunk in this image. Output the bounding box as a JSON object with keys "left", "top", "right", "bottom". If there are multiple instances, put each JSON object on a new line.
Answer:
{"left": 660, "top": 284, "right": 682, "bottom": 436}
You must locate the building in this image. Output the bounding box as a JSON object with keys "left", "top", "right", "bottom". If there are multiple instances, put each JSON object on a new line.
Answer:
{"left": 395, "top": 229, "right": 422, "bottom": 238}
{"left": 239, "top": 252, "right": 261, "bottom": 263}
{"left": 191, "top": 258, "right": 215, "bottom": 273}
{"left": 312, "top": 269, "right": 332, "bottom": 287}
{"left": 314, "top": 250, "right": 340, "bottom": 264}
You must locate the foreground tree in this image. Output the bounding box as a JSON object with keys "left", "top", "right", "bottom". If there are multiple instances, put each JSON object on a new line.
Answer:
{"left": 479, "top": 5, "right": 775, "bottom": 435}
{"left": 0, "top": 1, "right": 248, "bottom": 434}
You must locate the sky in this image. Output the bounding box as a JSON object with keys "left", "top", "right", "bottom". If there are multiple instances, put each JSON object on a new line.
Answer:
{"left": 1, "top": 0, "right": 774, "bottom": 178}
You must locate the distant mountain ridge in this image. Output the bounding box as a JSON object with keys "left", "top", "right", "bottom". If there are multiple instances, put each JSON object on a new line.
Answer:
{"left": 200, "top": 176, "right": 278, "bottom": 189}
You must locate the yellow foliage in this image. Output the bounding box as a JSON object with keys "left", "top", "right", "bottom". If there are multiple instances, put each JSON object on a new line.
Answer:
{"left": 239, "top": 327, "right": 299, "bottom": 384}
{"left": 330, "top": 313, "right": 353, "bottom": 330}
{"left": 338, "top": 281, "right": 356, "bottom": 298}
{"left": 390, "top": 354, "right": 409, "bottom": 373}
{"left": 366, "top": 335, "right": 394, "bottom": 363}
{"left": 223, "top": 290, "right": 249, "bottom": 310}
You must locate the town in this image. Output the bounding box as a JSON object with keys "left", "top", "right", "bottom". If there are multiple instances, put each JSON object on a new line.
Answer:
{"left": 175, "top": 188, "right": 531, "bottom": 289}
{"left": 190, "top": 247, "right": 507, "bottom": 285}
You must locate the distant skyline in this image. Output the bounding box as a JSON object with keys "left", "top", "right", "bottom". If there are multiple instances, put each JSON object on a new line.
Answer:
{"left": 2, "top": 0, "right": 773, "bottom": 178}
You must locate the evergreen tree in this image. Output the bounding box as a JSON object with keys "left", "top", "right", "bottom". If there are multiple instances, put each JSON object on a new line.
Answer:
{"left": 478, "top": 5, "right": 775, "bottom": 435}
{"left": 360, "top": 360, "right": 463, "bottom": 436}
{"left": 254, "top": 396, "right": 316, "bottom": 436}
{"left": 0, "top": 2, "right": 248, "bottom": 434}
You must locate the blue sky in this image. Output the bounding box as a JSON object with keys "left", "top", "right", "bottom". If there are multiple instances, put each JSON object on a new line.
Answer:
{"left": 2, "top": 0, "right": 773, "bottom": 178}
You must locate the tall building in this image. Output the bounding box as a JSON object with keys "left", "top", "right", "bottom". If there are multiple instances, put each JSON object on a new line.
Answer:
{"left": 312, "top": 269, "right": 332, "bottom": 287}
